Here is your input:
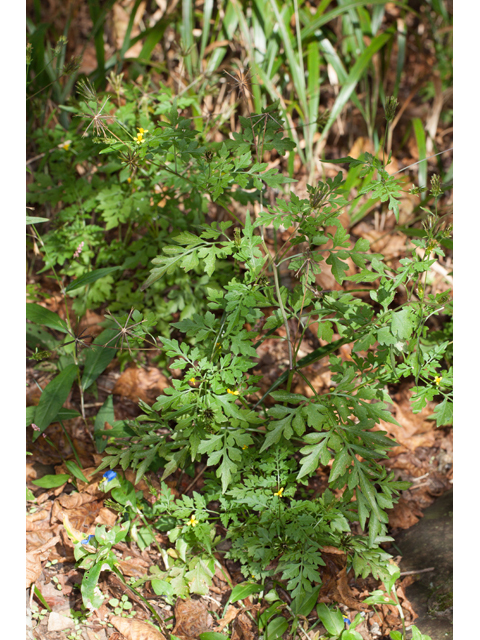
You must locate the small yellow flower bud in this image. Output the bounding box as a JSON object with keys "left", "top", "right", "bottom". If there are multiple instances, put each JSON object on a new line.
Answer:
{"left": 227, "top": 389, "right": 239, "bottom": 395}
{"left": 273, "top": 487, "right": 284, "bottom": 497}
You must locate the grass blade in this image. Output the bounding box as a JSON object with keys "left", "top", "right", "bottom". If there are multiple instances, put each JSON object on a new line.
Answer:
{"left": 320, "top": 31, "right": 392, "bottom": 141}
{"left": 412, "top": 117, "right": 427, "bottom": 196}
{"left": 301, "top": 0, "right": 410, "bottom": 39}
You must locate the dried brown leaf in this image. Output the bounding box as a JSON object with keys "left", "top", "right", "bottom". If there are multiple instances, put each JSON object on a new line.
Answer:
{"left": 173, "top": 598, "right": 214, "bottom": 639}
{"left": 116, "top": 557, "right": 150, "bottom": 578}
{"left": 26, "top": 535, "right": 60, "bottom": 588}
{"left": 215, "top": 605, "right": 240, "bottom": 632}
{"left": 57, "top": 492, "right": 98, "bottom": 509}
{"left": 110, "top": 616, "right": 166, "bottom": 640}
{"left": 113, "top": 366, "right": 169, "bottom": 405}
{"left": 386, "top": 497, "right": 424, "bottom": 529}
{"left": 95, "top": 507, "right": 118, "bottom": 527}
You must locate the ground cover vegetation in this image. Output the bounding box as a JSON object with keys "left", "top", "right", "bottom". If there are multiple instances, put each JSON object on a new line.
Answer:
{"left": 27, "top": 2, "right": 452, "bottom": 639}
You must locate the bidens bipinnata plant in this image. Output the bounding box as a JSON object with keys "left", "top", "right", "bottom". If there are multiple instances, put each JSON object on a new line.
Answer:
{"left": 28, "top": 76, "right": 452, "bottom": 611}
{"left": 83, "top": 88, "right": 452, "bottom": 600}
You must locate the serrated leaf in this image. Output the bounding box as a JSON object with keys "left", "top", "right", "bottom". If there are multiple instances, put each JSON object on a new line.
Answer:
{"left": 432, "top": 398, "right": 453, "bottom": 426}
{"left": 329, "top": 447, "right": 350, "bottom": 483}
{"left": 391, "top": 308, "right": 414, "bottom": 339}
{"left": 298, "top": 439, "right": 329, "bottom": 479}
{"left": 326, "top": 253, "right": 349, "bottom": 283}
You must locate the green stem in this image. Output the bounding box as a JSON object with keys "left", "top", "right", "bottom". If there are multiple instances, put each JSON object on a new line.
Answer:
{"left": 112, "top": 567, "right": 165, "bottom": 629}
{"left": 135, "top": 507, "right": 163, "bottom": 556}
{"left": 59, "top": 421, "right": 82, "bottom": 468}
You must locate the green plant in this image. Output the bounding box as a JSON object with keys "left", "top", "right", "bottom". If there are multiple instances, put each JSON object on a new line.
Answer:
{"left": 89, "top": 93, "right": 451, "bottom": 610}
{"left": 30, "top": 603, "right": 48, "bottom": 627}
{"left": 28, "top": 53, "right": 451, "bottom": 640}
{"left": 108, "top": 595, "right": 135, "bottom": 618}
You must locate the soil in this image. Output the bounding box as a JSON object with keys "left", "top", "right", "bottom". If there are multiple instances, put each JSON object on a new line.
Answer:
{"left": 394, "top": 490, "right": 453, "bottom": 639}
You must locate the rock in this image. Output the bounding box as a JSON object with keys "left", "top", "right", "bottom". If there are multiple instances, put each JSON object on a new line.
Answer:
{"left": 47, "top": 611, "right": 76, "bottom": 631}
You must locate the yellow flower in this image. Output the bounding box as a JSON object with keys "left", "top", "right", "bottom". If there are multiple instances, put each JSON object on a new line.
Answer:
{"left": 434, "top": 376, "right": 443, "bottom": 385}
{"left": 188, "top": 515, "right": 199, "bottom": 527}
{"left": 138, "top": 128, "right": 149, "bottom": 134}
{"left": 127, "top": 177, "right": 131, "bottom": 183}
{"left": 227, "top": 389, "right": 239, "bottom": 396}
{"left": 63, "top": 142, "right": 70, "bottom": 150}
{"left": 273, "top": 487, "right": 284, "bottom": 497}
{"left": 136, "top": 133, "right": 146, "bottom": 144}
{"left": 189, "top": 377, "right": 196, "bottom": 384}
{"left": 242, "top": 445, "right": 248, "bottom": 450}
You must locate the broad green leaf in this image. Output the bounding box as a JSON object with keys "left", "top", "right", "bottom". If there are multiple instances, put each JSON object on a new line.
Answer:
{"left": 26, "top": 303, "right": 69, "bottom": 333}
{"left": 411, "top": 626, "right": 432, "bottom": 640}
{"left": 265, "top": 616, "right": 288, "bottom": 640}
{"left": 316, "top": 603, "right": 344, "bottom": 636}
{"left": 342, "top": 631, "right": 363, "bottom": 640}
{"left": 26, "top": 323, "right": 59, "bottom": 351}
{"left": 94, "top": 396, "right": 115, "bottom": 453}
{"left": 290, "top": 585, "right": 321, "bottom": 616}
{"left": 81, "top": 561, "right": 106, "bottom": 610}
{"left": 56, "top": 408, "right": 81, "bottom": 421}
{"left": 82, "top": 329, "right": 118, "bottom": 391}
{"left": 32, "top": 474, "right": 71, "bottom": 488}
{"left": 33, "top": 364, "right": 79, "bottom": 441}
{"left": 186, "top": 558, "right": 214, "bottom": 595}
{"left": 151, "top": 579, "right": 174, "bottom": 598}
{"left": 65, "top": 267, "right": 122, "bottom": 292}
{"left": 228, "top": 582, "right": 263, "bottom": 603}
{"left": 26, "top": 406, "right": 36, "bottom": 427}
{"left": 64, "top": 460, "right": 89, "bottom": 483}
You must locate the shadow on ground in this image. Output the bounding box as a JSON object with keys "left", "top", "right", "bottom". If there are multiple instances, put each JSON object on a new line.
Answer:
{"left": 395, "top": 490, "right": 453, "bottom": 639}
